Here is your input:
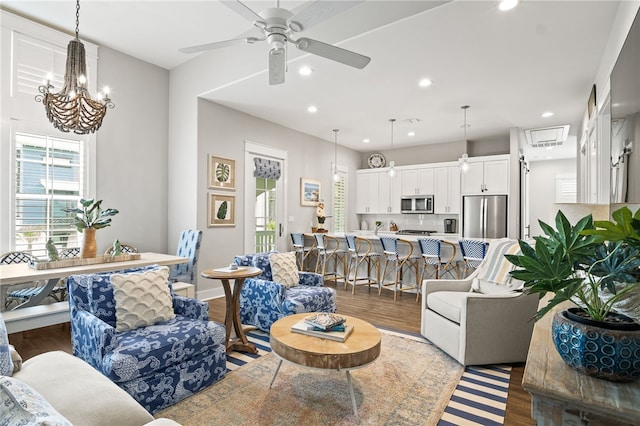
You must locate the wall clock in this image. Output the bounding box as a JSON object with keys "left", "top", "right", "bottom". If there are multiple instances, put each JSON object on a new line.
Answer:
{"left": 367, "top": 153, "right": 386, "bottom": 168}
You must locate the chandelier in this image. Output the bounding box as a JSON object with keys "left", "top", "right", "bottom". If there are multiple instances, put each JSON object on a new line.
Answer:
{"left": 36, "top": 0, "right": 114, "bottom": 134}
{"left": 388, "top": 118, "right": 396, "bottom": 177}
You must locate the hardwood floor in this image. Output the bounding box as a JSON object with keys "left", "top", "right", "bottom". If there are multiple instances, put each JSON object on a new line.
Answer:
{"left": 7, "top": 281, "right": 533, "bottom": 425}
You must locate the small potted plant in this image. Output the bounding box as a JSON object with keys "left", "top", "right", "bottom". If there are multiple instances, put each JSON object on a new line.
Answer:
{"left": 63, "top": 198, "right": 119, "bottom": 258}
{"left": 506, "top": 206, "right": 640, "bottom": 382}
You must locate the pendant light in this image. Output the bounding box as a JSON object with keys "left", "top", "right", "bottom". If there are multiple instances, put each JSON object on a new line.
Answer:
{"left": 36, "top": 0, "right": 114, "bottom": 134}
{"left": 388, "top": 118, "right": 396, "bottom": 177}
{"left": 458, "top": 106, "right": 470, "bottom": 172}
{"left": 332, "top": 129, "right": 340, "bottom": 182}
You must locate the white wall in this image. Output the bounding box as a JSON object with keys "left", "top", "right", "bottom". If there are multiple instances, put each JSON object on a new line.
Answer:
{"left": 93, "top": 47, "right": 170, "bottom": 254}
{"left": 195, "top": 99, "right": 361, "bottom": 298}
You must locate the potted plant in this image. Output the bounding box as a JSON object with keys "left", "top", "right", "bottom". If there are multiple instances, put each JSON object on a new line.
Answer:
{"left": 63, "top": 198, "right": 119, "bottom": 258}
{"left": 506, "top": 206, "right": 640, "bottom": 382}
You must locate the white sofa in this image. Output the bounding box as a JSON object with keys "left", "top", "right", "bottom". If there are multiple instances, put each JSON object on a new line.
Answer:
{"left": 8, "top": 349, "right": 180, "bottom": 426}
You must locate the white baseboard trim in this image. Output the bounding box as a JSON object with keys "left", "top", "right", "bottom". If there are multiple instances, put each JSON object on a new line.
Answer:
{"left": 197, "top": 287, "right": 225, "bottom": 301}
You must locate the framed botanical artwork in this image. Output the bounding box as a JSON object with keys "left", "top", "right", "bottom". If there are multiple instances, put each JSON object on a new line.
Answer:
{"left": 300, "top": 178, "right": 321, "bottom": 206}
{"left": 208, "top": 193, "right": 235, "bottom": 227}
{"left": 208, "top": 155, "right": 235, "bottom": 190}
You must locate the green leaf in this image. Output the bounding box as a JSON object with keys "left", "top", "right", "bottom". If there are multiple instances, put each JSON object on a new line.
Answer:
{"left": 217, "top": 201, "right": 228, "bottom": 220}
{"left": 216, "top": 163, "right": 230, "bottom": 183}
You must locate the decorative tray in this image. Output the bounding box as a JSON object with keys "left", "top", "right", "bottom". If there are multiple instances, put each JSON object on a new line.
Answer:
{"left": 28, "top": 253, "right": 142, "bottom": 270}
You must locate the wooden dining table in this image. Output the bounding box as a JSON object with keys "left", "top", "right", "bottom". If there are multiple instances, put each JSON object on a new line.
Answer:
{"left": 0, "top": 252, "right": 188, "bottom": 332}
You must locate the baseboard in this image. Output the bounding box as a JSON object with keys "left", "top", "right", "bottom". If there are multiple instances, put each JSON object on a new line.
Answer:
{"left": 197, "top": 287, "right": 225, "bottom": 301}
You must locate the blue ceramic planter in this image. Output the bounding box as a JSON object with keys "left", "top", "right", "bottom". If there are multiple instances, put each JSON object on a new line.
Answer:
{"left": 551, "top": 309, "right": 640, "bottom": 382}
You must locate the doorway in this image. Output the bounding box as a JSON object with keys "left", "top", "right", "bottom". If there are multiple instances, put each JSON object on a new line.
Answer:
{"left": 244, "top": 142, "right": 288, "bottom": 253}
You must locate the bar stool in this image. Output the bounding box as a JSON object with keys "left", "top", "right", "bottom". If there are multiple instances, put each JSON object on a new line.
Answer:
{"left": 290, "top": 232, "right": 316, "bottom": 271}
{"left": 458, "top": 239, "right": 489, "bottom": 277}
{"left": 417, "top": 238, "right": 458, "bottom": 301}
{"left": 344, "top": 235, "right": 380, "bottom": 295}
{"left": 378, "top": 237, "right": 421, "bottom": 301}
{"left": 314, "top": 233, "right": 347, "bottom": 285}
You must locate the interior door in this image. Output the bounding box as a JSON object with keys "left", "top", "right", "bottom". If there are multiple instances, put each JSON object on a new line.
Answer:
{"left": 244, "top": 143, "right": 287, "bottom": 253}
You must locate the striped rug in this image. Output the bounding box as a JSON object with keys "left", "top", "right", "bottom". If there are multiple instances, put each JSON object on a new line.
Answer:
{"left": 226, "top": 329, "right": 511, "bottom": 425}
{"left": 438, "top": 365, "right": 512, "bottom": 425}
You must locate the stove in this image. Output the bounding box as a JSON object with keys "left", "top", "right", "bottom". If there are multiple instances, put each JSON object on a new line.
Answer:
{"left": 396, "top": 230, "right": 436, "bottom": 236}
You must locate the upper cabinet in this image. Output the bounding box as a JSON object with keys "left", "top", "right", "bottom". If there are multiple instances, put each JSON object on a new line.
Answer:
{"left": 356, "top": 169, "right": 401, "bottom": 214}
{"left": 400, "top": 167, "right": 435, "bottom": 195}
{"left": 461, "top": 155, "right": 510, "bottom": 195}
{"left": 434, "top": 164, "right": 461, "bottom": 214}
{"left": 356, "top": 170, "right": 379, "bottom": 214}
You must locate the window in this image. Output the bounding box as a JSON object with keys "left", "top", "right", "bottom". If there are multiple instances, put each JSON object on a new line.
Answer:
{"left": 1, "top": 12, "right": 97, "bottom": 255}
{"left": 14, "top": 132, "right": 84, "bottom": 256}
{"left": 332, "top": 168, "right": 347, "bottom": 233}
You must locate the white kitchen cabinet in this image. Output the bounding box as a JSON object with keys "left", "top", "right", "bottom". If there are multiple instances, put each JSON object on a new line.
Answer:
{"left": 379, "top": 172, "right": 401, "bottom": 213}
{"left": 401, "top": 167, "right": 435, "bottom": 195}
{"left": 356, "top": 170, "right": 379, "bottom": 214}
{"left": 461, "top": 156, "right": 509, "bottom": 195}
{"left": 434, "top": 165, "right": 461, "bottom": 214}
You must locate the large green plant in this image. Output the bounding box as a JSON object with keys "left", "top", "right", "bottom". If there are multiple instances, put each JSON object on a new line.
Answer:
{"left": 506, "top": 206, "right": 640, "bottom": 322}
{"left": 62, "top": 198, "right": 119, "bottom": 231}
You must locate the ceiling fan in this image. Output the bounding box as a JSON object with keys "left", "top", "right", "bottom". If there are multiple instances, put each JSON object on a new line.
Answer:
{"left": 179, "top": 0, "right": 371, "bottom": 85}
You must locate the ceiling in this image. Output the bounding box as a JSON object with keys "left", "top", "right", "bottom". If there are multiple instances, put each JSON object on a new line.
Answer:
{"left": 0, "top": 1, "right": 623, "bottom": 161}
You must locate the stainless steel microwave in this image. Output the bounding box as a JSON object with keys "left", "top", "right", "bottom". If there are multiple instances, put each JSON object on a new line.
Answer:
{"left": 400, "top": 195, "right": 434, "bottom": 214}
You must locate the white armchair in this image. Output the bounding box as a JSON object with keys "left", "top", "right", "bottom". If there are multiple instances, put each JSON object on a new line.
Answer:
{"left": 420, "top": 238, "right": 538, "bottom": 366}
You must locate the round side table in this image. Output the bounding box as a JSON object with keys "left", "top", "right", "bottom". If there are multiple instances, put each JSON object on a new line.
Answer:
{"left": 201, "top": 266, "right": 261, "bottom": 353}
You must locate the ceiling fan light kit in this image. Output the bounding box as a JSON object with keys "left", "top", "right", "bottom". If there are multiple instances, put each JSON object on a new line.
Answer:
{"left": 179, "top": 0, "right": 371, "bottom": 85}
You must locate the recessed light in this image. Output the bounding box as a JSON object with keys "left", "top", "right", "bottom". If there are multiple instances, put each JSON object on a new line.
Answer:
{"left": 299, "top": 66, "right": 313, "bottom": 76}
{"left": 541, "top": 111, "right": 554, "bottom": 118}
{"left": 418, "top": 78, "right": 432, "bottom": 87}
{"left": 307, "top": 105, "right": 318, "bottom": 113}
{"left": 408, "top": 131, "right": 416, "bottom": 137}
{"left": 363, "top": 138, "right": 370, "bottom": 143}
{"left": 498, "top": 0, "right": 519, "bottom": 11}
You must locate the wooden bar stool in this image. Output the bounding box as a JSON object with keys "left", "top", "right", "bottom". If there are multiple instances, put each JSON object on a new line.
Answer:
{"left": 313, "top": 233, "right": 347, "bottom": 285}
{"left": 417, "top": 238, "right": 458, "bottom": 301}
{"left": 458, "top": 239, "right": 489, "bottom": 278}
{"left": 344, "top": 235, "right": 380, "bottom": 295}
{"left": 378, "top": 237, "right": 421, "bottom": 301}
{"left": 290, "top": 232, "right": 316, "bottom": 271}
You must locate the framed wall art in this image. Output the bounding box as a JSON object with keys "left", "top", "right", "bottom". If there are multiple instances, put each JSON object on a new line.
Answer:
{"left": 208, "top": 155, "right": 235, "bottom": 190}
{"left": 300, "top": 178, "right": 321, "bottom": 206}
{"left": 208, "top": 193, "right": 235, "bottom": 227}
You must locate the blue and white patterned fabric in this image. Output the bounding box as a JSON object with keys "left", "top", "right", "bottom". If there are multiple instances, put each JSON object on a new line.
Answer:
{"left": 0, "top": 312, "right": 14, "bottom": 376}
{"left": 234, "top": 252, "right": 336, "bottom": 332}
{"left": 67, "top": 265, "right": 226, "bottom": 414}
{"left": 459, "top": 239, "right": 489, "bottom": 269}
{"left": 418, "top": 238, "right": 442, "bottom": 265}
{"left": 169, "top": 229, "right": 202, "bottom": 284}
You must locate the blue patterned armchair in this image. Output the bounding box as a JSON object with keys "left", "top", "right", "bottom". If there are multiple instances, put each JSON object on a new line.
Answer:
{"left": 234, "top": 252, "right": 337, "bottom": 332}
{"left": 67, "top": 265, "right": 226, "bottom": 414}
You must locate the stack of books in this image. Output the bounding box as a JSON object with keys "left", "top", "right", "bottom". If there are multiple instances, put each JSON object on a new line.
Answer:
{"left": 291, "top": 313, "right": 354, "bottom": 342}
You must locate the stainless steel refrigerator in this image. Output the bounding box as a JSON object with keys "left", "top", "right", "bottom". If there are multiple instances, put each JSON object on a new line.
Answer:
{"left": 462, "top": 195, "right": 508, "bottom": 238}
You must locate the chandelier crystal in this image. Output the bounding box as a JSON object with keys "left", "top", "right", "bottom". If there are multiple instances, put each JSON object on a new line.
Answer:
{"left": 36, "top": 0, "right": 114, "bottom": 134}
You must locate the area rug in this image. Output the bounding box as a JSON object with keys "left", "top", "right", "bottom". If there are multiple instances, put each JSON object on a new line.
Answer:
{"left": 157, "top": 330, "right": 464, "bottom": 425}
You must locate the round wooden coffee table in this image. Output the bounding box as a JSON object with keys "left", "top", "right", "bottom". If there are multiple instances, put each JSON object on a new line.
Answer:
{"left": 269, "top": 313, "right": 381, "bottom": 421}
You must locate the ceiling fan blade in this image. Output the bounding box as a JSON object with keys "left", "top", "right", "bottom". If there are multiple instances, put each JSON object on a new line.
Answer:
{"left": 289, "top": 1, "right": 362, "bottom": 32}
{"left": 179, "top": 37, "right": 259, "bottom": 54}
{"left": 269, "top": 48, "right": 286, "bottom": 85}
{"left": 222, "top": 0, "right": 264, "bottom": 24}
{"left": 296, "top": 37, "right": 370, "bottom": 69}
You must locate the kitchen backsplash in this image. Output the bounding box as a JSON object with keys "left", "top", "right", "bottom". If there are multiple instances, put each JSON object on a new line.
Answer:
{"left": 358, "top": 214, "right": 459, "bottom": 233}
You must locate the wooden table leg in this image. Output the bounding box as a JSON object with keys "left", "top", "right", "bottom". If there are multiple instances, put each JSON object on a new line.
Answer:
{"left": 220, "top": 277, "right": 258, "bottom": 354}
